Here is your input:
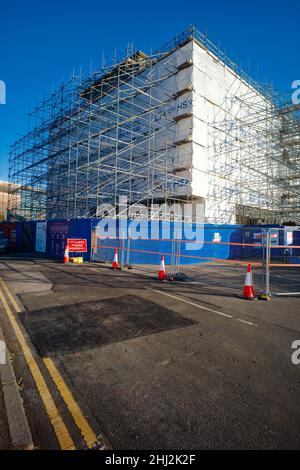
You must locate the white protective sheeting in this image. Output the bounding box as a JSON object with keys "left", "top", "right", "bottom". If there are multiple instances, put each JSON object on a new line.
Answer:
{"left": 189, "top": 40, "right": 282, "bottom": 223}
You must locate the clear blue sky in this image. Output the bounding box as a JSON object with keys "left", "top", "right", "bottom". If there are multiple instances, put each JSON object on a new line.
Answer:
{"left": 0, "top": 0, "right": 299, "bottom": 180}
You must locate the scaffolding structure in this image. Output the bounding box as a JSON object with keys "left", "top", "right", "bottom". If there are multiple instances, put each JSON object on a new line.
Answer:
{"left": 8, "top": 30, "right": 196, "bottom": 221}
{"left": 8, "top": 25, "right": 300, "bottom": 224}
{"left": 208, "top": 85, "right": 300, "bottom": 224}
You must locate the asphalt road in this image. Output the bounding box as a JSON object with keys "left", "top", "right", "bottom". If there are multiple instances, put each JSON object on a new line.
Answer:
{"left": 0, "top": 256, "right": 300, "bottom": 449}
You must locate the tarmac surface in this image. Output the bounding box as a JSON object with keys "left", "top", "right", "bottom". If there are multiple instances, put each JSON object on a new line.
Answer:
{"left": 0, "top": 255, "right": 300, "bottom": 449}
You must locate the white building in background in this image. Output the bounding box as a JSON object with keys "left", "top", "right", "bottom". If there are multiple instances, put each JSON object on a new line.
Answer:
{"left": 0, "top": 181, "right": 9, "bottom": 220}
{"left": 147, "top": 37, "right": 287, "bottom": 224}
{"left": 8, "top": 27, "right": 300, "bottom": 223}
{"left": 0, "top": 181, "right": 21, "bottom": 220}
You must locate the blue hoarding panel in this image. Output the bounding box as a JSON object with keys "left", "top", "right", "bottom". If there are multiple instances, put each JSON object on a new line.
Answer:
{"left": 15, "top": 217, "right": 299, "bottom": 265}
{"left": 47, "top": 220, "right": 69, "bottom": 259}
{"left": 69, "top": 219, "right": 92, "bottom": 261}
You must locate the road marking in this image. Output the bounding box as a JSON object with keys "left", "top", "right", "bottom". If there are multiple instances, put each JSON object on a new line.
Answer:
{"left": 273, "top": 292, "right": 300, "bottom": 296}
{"left": 148, "top": 288, "right": 233, "bottom": 318}
{"left": 43, "top": 357, "right": 97, "bottom": 449}
{"left": 273, "top": 275, "right": 300, "bottom": 282}
{"left": 0, "top": 278, "right": 22, "bottom": 313}
{"left": 149, "top": 288, "right": 258, "bottom": 327}
{"left": 237, "top": 319, "right": 258, "bottom": 327}
{"left": 0, "top": 279, "right": 75, "bottom": 450}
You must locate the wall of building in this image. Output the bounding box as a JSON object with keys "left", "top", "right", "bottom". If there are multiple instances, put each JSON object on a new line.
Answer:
{"left": 191, "top": 41, "right": 283, "bottom": 224}
{"left": 0, "top": 181, "right": 9, "bottom": 220}
{"left": 0, "top": 181, "right": 21, "bottom": 221}
{"left": 9, "top": 29, "right": 297, "bottom": 224}
{"left": 45, "top": 41, "right": 196, "bottom": 220}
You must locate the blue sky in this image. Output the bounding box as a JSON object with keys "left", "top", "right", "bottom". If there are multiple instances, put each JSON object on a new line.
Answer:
{"left": 0, "top": 0, "right": 299, "bottom": 180}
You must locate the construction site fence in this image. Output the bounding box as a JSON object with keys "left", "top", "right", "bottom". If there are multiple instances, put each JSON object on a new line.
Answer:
{"left": 264, "top": 227, "right": 300, "bottom": 297}
{"left": 1, "top": 219, "right": 299, "bottom": 297}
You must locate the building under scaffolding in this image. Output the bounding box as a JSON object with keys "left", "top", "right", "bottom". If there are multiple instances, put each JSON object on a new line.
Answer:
{"left": 8, "top": 26, "right": 300, "bottom": 224}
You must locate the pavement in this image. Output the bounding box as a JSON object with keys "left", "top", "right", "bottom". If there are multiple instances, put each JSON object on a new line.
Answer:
{"left": 0, "top": 255, "right": 300, "bottom": 449}
{"left": 0, "top": 315, "right": 32, "bottom": 450}
{"left": 0, "top": 381, "right": 10, "bottom": 450}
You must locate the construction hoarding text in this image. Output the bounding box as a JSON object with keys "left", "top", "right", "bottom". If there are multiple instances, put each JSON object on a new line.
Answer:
{"left": 67, "top": 239, "right": 87, "bottom": 253}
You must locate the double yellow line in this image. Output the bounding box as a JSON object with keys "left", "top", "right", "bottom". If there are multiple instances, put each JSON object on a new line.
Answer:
{"left": 0, "top": 276, "right": 97, "bottom": 450}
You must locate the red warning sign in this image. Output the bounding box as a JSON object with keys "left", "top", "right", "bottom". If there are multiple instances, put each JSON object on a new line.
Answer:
{"left": 67, "top": 239, "right": 87, "bottom": 252}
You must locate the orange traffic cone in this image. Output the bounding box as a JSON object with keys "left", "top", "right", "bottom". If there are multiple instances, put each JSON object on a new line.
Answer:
{"left": 63, "top": 245, "right": 69, "bottom": 264}
{"left": 243, "top": 263, "right": 255, "bottom": 300}
{"left": 158, "top": 255, "right": 167, "bottom": 281}
{"left": 112, "top": 249, "right": 119, "bottom": 270}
